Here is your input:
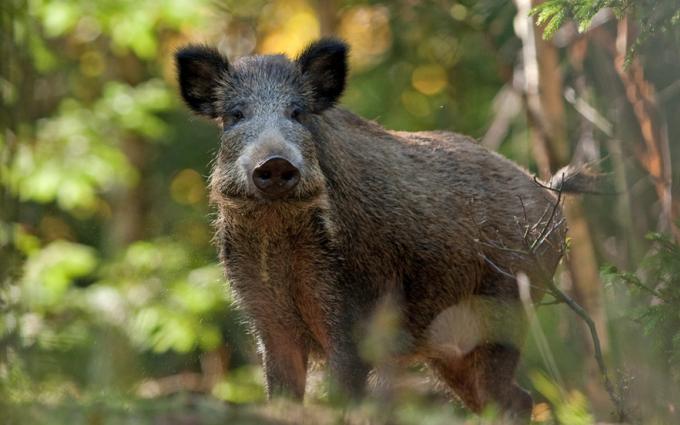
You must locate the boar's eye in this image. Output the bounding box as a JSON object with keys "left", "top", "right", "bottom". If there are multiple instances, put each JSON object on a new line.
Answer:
{"left": 290, "top": 106, "right": 303, "bottom": 123}
{"left": 223, "top": 109, "right": 245, "bottom": 129}
{"left": 230, "top": 110, "right": 244, "bottom": 121}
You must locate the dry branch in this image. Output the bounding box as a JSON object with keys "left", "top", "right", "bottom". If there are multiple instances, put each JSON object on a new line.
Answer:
{"left": 475, "top": 177, "right": 629, "bottom": 422}
{"left": 614, "top": 17, "right": 679, "bottom": 243}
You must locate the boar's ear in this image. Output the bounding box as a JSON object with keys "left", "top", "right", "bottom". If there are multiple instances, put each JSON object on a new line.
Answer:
{"left": 175, "top": 45, "right": 229, "bottom": 118}
{"left": 296, "top": 38, "right": 348, "bottom": 113}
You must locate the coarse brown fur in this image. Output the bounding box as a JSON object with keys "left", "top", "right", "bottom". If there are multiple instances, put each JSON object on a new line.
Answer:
{"left": 176, "top": 38, "right": 569, "bottom": 424}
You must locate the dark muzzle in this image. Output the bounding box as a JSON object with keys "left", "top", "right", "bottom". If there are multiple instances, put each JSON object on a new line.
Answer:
{"left": 252, "top": 156, "right": 300, "bottom": 199}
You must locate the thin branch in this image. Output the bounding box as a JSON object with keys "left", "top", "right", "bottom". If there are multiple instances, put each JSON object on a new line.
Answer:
{"left": 564, "top": 86, "right": 614, "bottom": 137}
{"left": 544, "top": 278, "right": 626, "bottom": 422}
{"left": 533, "top": 205, "right": 627, "bottom": 422}
{"left": 477, "top": 240, "right": 528, "bottom": 257}
{"left": 479, "top": 253, "right": 519, "bottom": 281}
{"left": 530, "top": 184, "right": 563, "bottom": 252}
{"left": 477, "top": 182, "right": 628, "bottom": 422}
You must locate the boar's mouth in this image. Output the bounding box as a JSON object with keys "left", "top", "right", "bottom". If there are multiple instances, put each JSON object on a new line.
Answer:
{"left": 212, "top": 180, "right": 325, "bottom": 205}
{"left": 209, "top": 158, "right": 326, "bottom": 205}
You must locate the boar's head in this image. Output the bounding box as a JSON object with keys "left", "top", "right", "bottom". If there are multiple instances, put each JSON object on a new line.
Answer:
{"left": 175, "top": 39, "right": 348, "bottom": 203}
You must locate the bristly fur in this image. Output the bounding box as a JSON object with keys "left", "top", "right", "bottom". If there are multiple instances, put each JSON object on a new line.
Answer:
{"left": 176, "top": 37, "right": 572, "bottom": 424}
{"left": 547, "top": 164, "right": 614, "bottom": 194}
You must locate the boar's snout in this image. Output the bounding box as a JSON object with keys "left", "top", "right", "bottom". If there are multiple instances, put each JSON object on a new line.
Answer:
{"left": 252, "top": 156, "right": 301, "bottom": 199}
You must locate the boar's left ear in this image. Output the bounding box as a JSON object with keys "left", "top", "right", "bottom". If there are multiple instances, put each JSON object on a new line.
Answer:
{"left": 175, "top": 45, "right": 230, "bottom": 118}
{"left": 296, "top": 38, "right": 349, "bottom": 113}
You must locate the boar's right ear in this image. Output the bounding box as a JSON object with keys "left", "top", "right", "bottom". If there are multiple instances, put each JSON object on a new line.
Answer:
{"left": 175, "top": 45, "right": 229, "bottom": 118}
{"left": 296, "top": 38, "right": 348, "bottom": 113}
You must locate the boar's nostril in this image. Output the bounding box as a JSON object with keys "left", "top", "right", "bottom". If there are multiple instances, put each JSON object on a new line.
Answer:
{"left": 252, "top": 157, "right": 300, "bottom": 198}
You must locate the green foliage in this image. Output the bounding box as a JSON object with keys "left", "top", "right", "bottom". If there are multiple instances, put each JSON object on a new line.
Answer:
{"left": 602, "top": 233, "right": 680, "bottom": 382}
{"left": 530, "top": 0, "right": 620, "bottom": 38}
{"left": 6, "top": 394, "right": 277, "bottom": 425}
{"left": 532, "top": 0, "right": 572, "bottom": 39}
{"left": 8, "top": 100, "right": 137, "bottom": 212}
{"left": 30, "top": 0, "right": 207, "bottom": 57}
{"left": 212, "top": 366, "right": 265, "bottom": 404}
{"left": 21, "top": 240, "right": 98, "bottom": 309}
{"left": 1, "top": 0, "right": 238, "bottom": 411}
{"left": 530, "top": 0, "right": 680, "bottom": 59}
{"left": 110, "top": 241, "right": 228, "bottom": 353}
{"left": 3, "top": 238, "right": 230, "bottom": 373}
{"left": 531, "top": 371, "right": 595, "bottom": 425}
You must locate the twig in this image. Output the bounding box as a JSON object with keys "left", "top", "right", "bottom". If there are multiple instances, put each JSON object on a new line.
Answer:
{"left": 478, "top": 181, "right": 628, "bottom": 422}
{"left": 530, "top": 183, "right": 563, "bottom": 252}
{"left": 544, "top": 278, "right": 626, "bottom": 422}
{"left": 479, "top": 253, "right": 520, "bottom": 281}
{"left": 564, "top": 86, "right": 614, "bottom": 137}
{"left": 532, "top": 202, "right": 627, "bottom": 422}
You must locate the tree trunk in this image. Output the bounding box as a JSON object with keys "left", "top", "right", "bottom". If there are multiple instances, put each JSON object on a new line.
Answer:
{"left": 316, "top": 0, "right": 337, "bottom": 37}
{"left": 514, "top": 0, "right": 610, "bottom": 412}
{"left": 614, "top": 17, "right": 679, "bottom": 243}
{"left": 108, "top": 135, "right": 150, "bottom": 250}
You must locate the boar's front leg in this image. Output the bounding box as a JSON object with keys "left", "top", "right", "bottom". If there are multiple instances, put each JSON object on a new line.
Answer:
{"left": 326, "top": 303, "right": 371, "bottom": 401}
{"left": 258, "top": 329, "right": 309, "bottom": 400}
{"left": 328, "top": 337, "right": 370, "bottom": 400}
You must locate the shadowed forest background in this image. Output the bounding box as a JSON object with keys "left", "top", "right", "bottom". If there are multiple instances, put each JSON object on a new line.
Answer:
{"left": 2, "top": 0, "right": 680, "bottom": 424}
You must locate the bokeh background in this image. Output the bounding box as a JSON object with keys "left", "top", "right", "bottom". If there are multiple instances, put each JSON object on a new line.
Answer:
{"left": 2, "top": 0, "right": 680, "bottom": 424}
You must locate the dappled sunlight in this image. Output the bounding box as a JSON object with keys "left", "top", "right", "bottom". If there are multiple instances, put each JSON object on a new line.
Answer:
{"left": 411, "top": 64, "right": 448, "bottom": 95}
{"left": 258, "top": 0, "right": 320, "bottom": 56}
{"left": 170, "top": 168, "right": 206, "bottom": 205}
{"left": 338, "top": 5, "right": 392, "bottom": 70}
{"left": 401, "top": 89, "right": 431, "bottom": 117}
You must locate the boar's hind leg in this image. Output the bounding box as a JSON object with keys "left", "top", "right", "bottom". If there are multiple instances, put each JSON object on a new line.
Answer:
{"left": 429, "top": 343, "right": 533, "bottom": 424}
{"left": 260, "top": 331, "right": 309, "bottom": 400}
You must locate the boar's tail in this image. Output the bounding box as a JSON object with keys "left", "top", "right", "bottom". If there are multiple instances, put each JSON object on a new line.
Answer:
{"left": 545, "top": 164, "right": 614, "bottom": 195}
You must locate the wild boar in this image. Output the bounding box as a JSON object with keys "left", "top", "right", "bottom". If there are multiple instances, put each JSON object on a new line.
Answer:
{"left": 176, "top": 38, "right": 576, "bottom": 423}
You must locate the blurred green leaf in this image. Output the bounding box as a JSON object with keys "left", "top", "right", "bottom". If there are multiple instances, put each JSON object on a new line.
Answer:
{"left": 530, "top": 371, "right": 594, "bottom": 425}
{"left": 21, "top": 240, "right": 98, "bottom": 308}
{"left": 40, "top": 1, "right": 79, "bottom": 37}
{"left": 212, "top": 366, "right": 265, "bottom": 404}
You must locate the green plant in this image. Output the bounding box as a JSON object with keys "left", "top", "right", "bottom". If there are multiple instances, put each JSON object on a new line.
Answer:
{"left": 602, "top": 233, "right": 680, "bottom": 382}
{"left": 530, "top": 0, "right": 680, "bottom": 60}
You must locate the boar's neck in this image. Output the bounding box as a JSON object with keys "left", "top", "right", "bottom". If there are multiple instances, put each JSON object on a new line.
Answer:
{"left": 314, "top": 108, "right": 414, "bottom": 230}
{"left": 310, "top": 108, "right": 423, "bottom": 291}
{"left": 214, "top": 199, "right": 337, "bottom": 352}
